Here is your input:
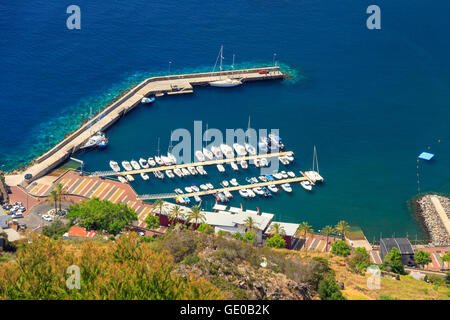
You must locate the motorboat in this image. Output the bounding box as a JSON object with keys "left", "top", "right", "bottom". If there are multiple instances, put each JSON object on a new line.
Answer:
{"left": 253, "top": 158, "right": 260, "bottom": 167}
{"left": 253, "top": 187, "right": 265, "bottom": 196}
{"left": 260, "top": 158, "right": 268, "bottom": 167}
{"left": 239, "top": 189, "right": 249, "bottom": 198}
{"left": 140, "top": 173, "right": 150, "bottom": 181}
{"left": 268, "top": 185, "right": 279, "bottom": 193}
{"left": 287, "top": 171, "right": 296, "bottom": 178}
{"left": 130, "top": 160, "right": 141, "bottom": 170}
{"left": 81, "top": 131, "right": 107, "bottom": 149}
{"left": 304, "top": 171, "right": 324, "bottom": 183}
{"left": 220, "top": 144, "right": 234, "bottom": 159}
{"left": 230, "top": 178, "right": 239, "bottom": 186}
{"left": 121, "top": 161, "right": 132, "bottom": 171}
{"left": 258, "top": 141, "right": 268, "bottom": 153}
{"left": 188, "top": 167, "right": 198, "bottom": 175}
{"left": 245, "top": 177, "right": 254, "bottom": 184}
{"left": 173, "top": 168, "right": 183, "bottom": 178}
{"left": 233, "top": 143, "right": 247, "bottom": 156}
{"left": 247, "top": 189, "right": 256, "bottom": 198}
{"left": 300, "top": 181, "right": 313, "bottom": 191}
{"left": 251, "top": 177, "right": 259, "bottom": 183}
{"left": 154, "top": 156, "right": 164, "bottom": 166}
{"left": 174, "top": 188, "right": 184, "bottom": 194}
{"left": 185, "top": 186, "right": 193, "bottom": 193}
{"left": 147, "top": 157, "right": 156, "bottom": 167}
{"left": 269, "top": 133, "right": 285, "bottom": 150}
{"left": 196, "top": 166, "right": 207, "bottom": 175}
{"left": 285, "top": 153, "right": 294, "bottom": 162}
{"left": 195, "top": 150, "right": 206, "bottom": 162}
{"left": 126, "top": 174, "right": 134, "bottom": 182}
{"left": 210, "top": 146, "right": 223, "bottom": 159}
{"left": 217, "top": 164, "right": 225, "bottom": 172}
{"left": 265, "top": 175, "right": 274, "bottom": 181}
{"left": 220, "top": 180, "right": 230, "bottom": 187}
{"left": 273, "top": 172, "right": 283, "bottom": 180}
{"left": 279, "top": 157, "right": 290, "bottom": 166}
{"left": 161, "top": 155, "right": 173, "bottom": 166}
{"left": 194, "top": 195, "right": 202, "bottom": 202}
{"left": 200, "top": 184, "right": 209, "bottom": 191}
{"left": 216, "top": 192, "right": 227, "bottom": 202}
{"left": 240, "top": 160, "right": 248, "bottom": 169}
{"left": 165, "top": 170, "right": 175, "bottom": 178}
{"left": 206, "top": 183, "right": 214, "bottom": 190}
{"left": 177, "top": 196, "right": 185, "bottom": 204}
{"left": 281, "top": 183, "right": 292, "bottom": 193}
{"left": 181, "top": 168, "right": 190, "bottom": 176}
{"left": 280, "top": 171, "right": 289, "bottom": 179}
{"left": 223, "top": 190, "right": 233, "bottom": 198}
{"left": 156, "top": 171, "right": 165, "bottom": 179}
{"left": 118, "top": 176, "right": 127, "bottom": 184}
{"left": 141, "top": 97, "right": 155, "bottom": 104}
{"left": 191, "top": 185, "right": 200, "bottom": 192}
{"left": 184, "top": 196, "right": 191, "bottom": 204}
{"left": 258, "top": 175, "right": 268, "bottom": 182}
{"left": 167, "top": 153, "right": 177, "bottom": 165}
{"left": 230, "top": 162, "right": 239, "bottom": 171}
{"left": 245, "top": 143, "right": 257, "bottom": 156}
{"left": 109, "top": 161, "right": 120, "bottom": 172}
{"left": 139, "top": 158, "right": 149, "bottom": 169}
{"left": 202, "top": 147, "right": 214, "bottom": 160}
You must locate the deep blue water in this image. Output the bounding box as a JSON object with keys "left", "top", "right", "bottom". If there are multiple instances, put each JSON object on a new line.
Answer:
{"left": 1, "top": 1, "right": 449, "bottom": 240}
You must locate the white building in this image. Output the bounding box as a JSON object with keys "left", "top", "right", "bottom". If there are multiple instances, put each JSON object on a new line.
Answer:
{"left": 0, "top": 207, "right": 9, "bottom": 229}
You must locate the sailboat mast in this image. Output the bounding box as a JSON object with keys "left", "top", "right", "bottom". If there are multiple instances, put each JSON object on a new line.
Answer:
{"left": 157, "top": 137, "right": 160, "bottom": 156}
{"left": 219, "top": 45, "right": 223, "bottom": 79}
{"left": 232, "top": 54, "right": 235, "bottom": 78}
{"left": 246, "top": 116, "right": 251, "bottom": 144}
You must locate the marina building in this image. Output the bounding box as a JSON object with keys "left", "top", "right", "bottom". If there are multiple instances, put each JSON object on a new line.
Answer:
{"left": 264, "top": 221, "right": 300, "bottom": 249}
{"left": 380, "top": 237, "right": 415, "bottom": 267}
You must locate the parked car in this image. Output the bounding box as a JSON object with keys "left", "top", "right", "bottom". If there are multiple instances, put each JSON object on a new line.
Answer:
{"left": 258, "top": 69, "right": 269, "bottom": 74}
{"left": 42, "top": 215, "right": 53, "bottom": 222}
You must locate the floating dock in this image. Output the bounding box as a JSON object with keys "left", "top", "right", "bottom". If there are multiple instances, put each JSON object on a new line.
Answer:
{"left": 13, "top": 67, "right": 285, "bottom": 186}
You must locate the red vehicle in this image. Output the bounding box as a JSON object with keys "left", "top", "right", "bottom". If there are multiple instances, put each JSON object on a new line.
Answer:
{"left": 258, "top": 69, "right": 269, "bottom": 74}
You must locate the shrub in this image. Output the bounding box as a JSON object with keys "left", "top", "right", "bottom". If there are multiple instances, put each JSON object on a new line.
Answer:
{"left": 144, "top": 215, "right": 160, "bottom": 229}
{"left": 414, "top": 250, "right": 432, "bottom": 268}
{"left": 317, "top": 277, "right": 345, "bottom": 300}
{"left": 42, "top": 221, "right": 70, "bottom": 240}
{"left": 330, "top": 240, "right": 351, "bottom": 257}
{"left": 347, "top": 247, "right": 371, "bottom": 273}
{"left": 242, "top": 232, "right": 256, "bottom": 244}
{"left": 383, "top": 247, "right": 406, "bottom": 275}
{"left": 266, "top": 234, "right": 286, "bottom": 248}
{"left": 232, "top": 232, "right": 243, "bottom": 241}
{"left": 197, "top": 223, "right": 214, "bottom": 234}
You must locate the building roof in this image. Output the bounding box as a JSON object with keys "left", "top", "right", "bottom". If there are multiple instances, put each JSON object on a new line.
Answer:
{"left": 380, "top": 238, "right": 414, "bottom": 255}
{"left": 68, "top": 226, "right": 97, "bottom": 238}
{"left": 212, "top": 204, "right": 227, "bottom": 211}
{"left": 264, "top": 221, "right": 299, "bottom": 237}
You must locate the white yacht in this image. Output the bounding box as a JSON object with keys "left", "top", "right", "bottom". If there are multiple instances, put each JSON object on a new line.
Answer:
{"left": 81, "top": 131, "right": 106, "bottom": 149}
{"left": 139, "top": 158, "right": 149, "bottom": 169}
{"left": 185, "top": 186, "right": 193, "bottom": 193}
{"left": 147, "top": 157, "right": 156, "bottom": 167}
{"left": 253, "top": 158, "right": 260, "bottom": 167}
{"left": 285, "top": 153, "right": 294, "bottom": 162}
{"left": 281, "top": 183, "right": 292, "bottom": 193}
{"left": 200, "top": 184, "right": 209, "bottom": 191}
{"left": 140, "top": 173, "right": 150, "bottom": 181}
{"left": 240, "top": 160, "right": 248, "bottom": 169}
{"left": 161, "top": 155, "right": 173, "bottom": 166}
{"left": 191, "top": 185, "right": 200, "bottom": 192}
{"left": 220, "top": 144, "right": 234, "bottom": 159}
{"left": 141, "top": 97, "right": 155, "bottom": 104}
{"left": 223, "top": 190, "right": 233, "bottom": 199}
{"left": 217, "top": 164, "right": 225, "bottom": 172}
{"left": 239, "top": 189, "right": 249, "bottom": 198}
{"left": 258, "top": 141, "right": 268, "bottom": 153}
{"left": 230, "top": 161, "right": 239, "bottom": 171}
{"left": 206, "top": 183, "right": 214, "bottom": 190}
{"left": 253, "top": 187, "right": 264, "bottom": 196}
{"left": 280, "top": 171, "right": 289, "bottom": 179}
{"left": 194, "top": 195, "right": 202, "bottom": 203}
{"left": 209, "top": 46, "right": 242, "bottom": 88}
{"left": 268, "top": 185, "right": 279, "bottom": 193}
{"left": 165, "top": 170, "right": 175, "bottom": 178}
{"left": 181, "top": 168, "right": 190, "bottom": 176}
{"left": 300, "top": 180, "right": 313, "bottom": 191}
{"left": 195, "top": 150, "right": 205, "bottom": 162}
{"left": 173, "top": 168, "right": 183, "bottom": 178}
{"left": 273, "top": 172, "right": 283, "bottom": 180}
{"left": 126, "top": 174, "right": 134, "bottom": 182}
{"left": 174, "top": 188, "right": 184, "bottom": 194}
{"left": 109, "top": 161, "right": 120, "bottom": 172}
{"left": 245, "top": 143, "right": 257, "bottom": 156}
{"left": 130, "top": 160, "right": 140, "bottom": 170}
{"left": 220, "top": 180, "right": 230, "bottom": 187}
{"left": 167, "top": 153, "right": 177, "bottom": 165}
{"left": 118, "top": 176, "right": 127, "bottom": 184}
{"left": 260, "top": 158, "right": 268, "bottom": 167}
{"left": 211, "top": 146, "right": 223, "bottom": 159}
{"left": 155, "top": 156, "right": 164, "bottom": 166}
{"left": 196, "top": 166, "right": 207, "bottom": 175}
{"left": 202, "top": 147, "right": 214, "bottom": 160}
{"left": 287, "top": 171, "right": 296, "bottom": 178}
{"left": 121, "top": 161, "right": 132, "bottom": 171}
{"left": 230, "top": 178, "right": 239, "bottom": 186}
{"left": 233, "top": 143, "right": 247, "bottom": 156}
{"left": 247, "top": 189, "right": 256, "bottom": 198}
{"left": 188, "top": 167, "right": 198, "bottom": 175}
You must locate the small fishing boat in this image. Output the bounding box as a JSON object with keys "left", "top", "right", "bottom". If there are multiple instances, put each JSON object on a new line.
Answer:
{"left": 223, "top": 190, "right": 233, "bottom": 198}
{"left": 126, "top": 174, "right": 134, "bottom": 182}
{"left": 253, "top": 187, "right": 264, "bottom": 195}
{"left": 139, "top": 158, "right": 149, "bottom": 169}
{"left": 239, "top": 189, "right": 249, "bottom": 198}
{"left": 121, "top": 161, "right": 132, "bottom": 171}
{"left": 195, "top": 150, "right": 205, "bottom": 162}
{"left": 220, "top": 180, "right": 230, "bottom": 187}
{"left": 268, "top": 185, "right": 279, "bottom": 193}
{"left": 273, "top": 172, "right": 283, "bottom": 180}
{"left": 154, "top": 156, "right": 164, "bottom": 166}
{"left": 217, "top": 164, "right": 225, "bottom": 172}
{"left": 240, "top": 160, "right": 248, "bottom": 169}
{"left": 118, "top": 176, "right": 127, "bottom": 184}
{"left": 211, "top": 146, "right": 223, "bottom": 159}
{"left": 279, "top": 157, "right": 290, "bottom": 165}
{"left": 269, "top": 133, "right": 285, "bottom": 150}
{"left": 188, "top": 167, "right": 198, "bottom": 175}
{"left": 233, "top": 143, "right": 247, "bottom": 156}
{"left": 280, "top": 171, "right": 289, "bottom": 179}
{"left": 173, "top": 168, "right": 183, "bottom": 178}
{"left": 194, "top": 195, "right": 202, "bottom": 202}
{"left": 141, "top": 97, "right": 155, "bottom": 104}
{"left": 258, "top": 176, "right": 268, "bottom": 182}
{"left": 154, "top": 171, "right": 164, "bottom": 179}
{"left": 165, "top": 170, "right": 175, "bottom": 178}
{"left": 191, "top": 185, "right": 200, "bottom": 192}
{"left": 167, "top": 153, "right": 177, "bottom": 165}
{"left": 140, "top": 172, "right": 150, "bottom": 181}
{"left": 200, "top": 184, "right": 209, "bottom": 191}
{"left": 230, "top": 162, "right": 239, "bottom": 171}
{"left": 253, "top": 158, "right": 260, "bottom": 167}
{"left": 260, "top": 158, "right": 268, "bottom": 167}
{"left": 247, "top": 189, "right": 256, "bottom": 198}
{"left": 216, "top": 192, "right": 227, "bottom": 202}
{"left": 287, "top": 171, "right": 296, "bottom": 178}
{"left": 220, "top": 144, "right": 235, "bottom": 159}
{"left": 184, "top": 196, "right": 191, "bottom": 204}
{"left": 185, "top": 186, "right": 193, "bottom": 193}
{"left": 245, "top": 143, "right": 257, "bottom": 156}
{"left": 206, "top": 183, "right": 214, "bottom": 190}
{"left": 196, "top": 166, "right": 207, "bottom": 175}
{"left": 251, "top": 177, "right": 259, "bottom": 183}
{"left": 174, "top": 188, "right": 184, "bottom": 194}
{"left": 109, "top": 161, "right": 120, "bottom": 172}
{"left": 161, "top": 155, "right": 173, "bottom": 166}
{"left": 281, "top": 183, "right": 292, "bottom": 193}
{"left": 130, "top": 160, "right": 140, "bottom": 170}
{"left": 300, "top": 181, "right": 313, "bottom": 191}
{"left": 263, "top": 187, "right": 272, "bottom": 197}
{"left": 147, "top": 157, "right": 156, "bottom": 167}
{"left": 181, "top": 168, "right": 190, "bottom": 176}
{"left": 230, "top": 178, "right": 239, "bottom": 186}
{"left": 285, "top": 153, "right": 294, "bottom": 162}
{"left": 258, "top": 141, "right": 268, "bottom": 153}
{"left": 202, "top": 147, "right": 214, "bottom": 160}
{"left": 265, "top": 174, "right": 274, "bottom": 181}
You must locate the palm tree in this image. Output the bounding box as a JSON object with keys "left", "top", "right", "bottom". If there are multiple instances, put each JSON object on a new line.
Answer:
{"left": 335, "top": 220, "right": 351, "bottom": 240}
{"left": 187, "top": 205, "right": 206, "bottom": 227}
{"left": 268, "top": 223, "right": 285, "bottom": 236}
{"left": 243, "top": 216, "right": 259, "bottom": 233}
{"left": 47, "top": 190, "right": 58, "bottom": 214}
{"left": 54, "top": 183, "right": 64, "bottom": 212}
{"left": 152, "top": 199, "right": 165, "bottom": 215}
{"left": 169, "top": 205, "right": 184, "bottom": 225}
{"left": 296, "top": 222, "right": 314, "bottom": 253}
{"left": 321, "top": 225, "right": 334, "bottom": 252}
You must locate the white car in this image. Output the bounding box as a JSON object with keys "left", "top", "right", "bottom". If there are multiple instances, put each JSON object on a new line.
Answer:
{"left": 42, "top": 215, "right": 53, "bottom": 222}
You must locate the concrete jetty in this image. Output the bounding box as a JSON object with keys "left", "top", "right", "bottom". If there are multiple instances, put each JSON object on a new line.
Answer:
{"left": 6, "top": 67, "right": 284, "bottom": 186}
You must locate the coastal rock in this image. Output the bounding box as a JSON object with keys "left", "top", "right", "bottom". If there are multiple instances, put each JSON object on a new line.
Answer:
{"left": 416, "top": 195, "right": 450, "bottom": 246}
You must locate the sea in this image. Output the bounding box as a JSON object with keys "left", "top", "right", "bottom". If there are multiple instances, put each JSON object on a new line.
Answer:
{"left": 1, "top": 1, "right": 449, "bottom": 240}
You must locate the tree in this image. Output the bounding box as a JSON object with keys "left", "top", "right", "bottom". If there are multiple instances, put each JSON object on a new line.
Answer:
{"left": 243, "top": 232, "right": 256, "bottom": 244}
{"left": 348, "top": 247, "right": 371, "bottom": 273}
{"left": 67, "top": 198, "right": 137, "bottom": 235}
{"left": 243, "top": 217, "right": 259, "bottom": 233}
{"left": 266, "top": 233, "right": 286, "bottom": 248}
{"left": 268, "top": 223, "right": 285, "bottom": 236}
{"left": 330, "top": 240, "right": 351, "bottom": 257}
{"left": 232, "top": 232, "right": 243, "bottom": 241}
{"left": 168, "top": 205, "right": 184, "bottom": 225}
{"left": 383, "top": 247, "right": 405, "bottom": 275}
{"left": 47, "top": 190, "right": 58, "bottom": 213}
{"left": 441, "top": 253, "right": 450, "bottom": 269}
{"left": 334, "top": 221, "right": 350, "bottom": 240}
{"left": 186, "top": 205, "right": 205, "bottom": 227}
{"left": 296, "top": 222, "right": 313, "bottom": 253}
{"left": 144, "top": 214, "right": 160, "bottom": 229}
{"left": 197, "top": 223, "right": 214, "bottom": 234}
{"left": 54, "top": 183, "right": 64, "bottom": 212}
{"left": 414, "top": 251, "right": 432, "bottom": 269}
{"left": 42, "top": 221, "right": 70, "bottom": 240}
{"left": 152, "top": 199, "right": 165, "bottom": 215}
{"left": 321, "top": 225, "right": 334, "bottom": 252}
{"left": 317, "top": 277, "right": 345, "bottom": 300}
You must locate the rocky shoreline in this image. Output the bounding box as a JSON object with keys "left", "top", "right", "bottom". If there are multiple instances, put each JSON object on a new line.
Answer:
{"left": 416, "top": 194, "right": 450, "bottom": 246}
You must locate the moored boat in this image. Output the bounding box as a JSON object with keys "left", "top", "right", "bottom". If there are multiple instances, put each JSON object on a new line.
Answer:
{"left": 139, "top": 158, "right": 149, "bottom": 169}
{"left": 220, "top": 144, "right": 234, "bottom": 159}
{"left": 300, "top": 180, "right": 313, "bottom": 191}
{"left": 239, "top": 189, "right": 249, "bottom": 198}
{"left": 281, "top": 183, "right": 292, "bottom": 193}
{"left": 173, "top": 168, "right": 183, "bottom": 178}
{"left": 195, "top": 150, "right": 206, "bottom": 162}
{"left": 130, "top": 160, "right": 141, "bottom": 170}
{"left": 188, "top": 166, "right": 198, "bottom": 175}
{"left": 240, "top": 160, "right": 248, "bottom": 169}
{"left": 109, "top": 161, "right": 120, "bottom": 172}
{"left": 140, "top": 172, "right": 150, "bottom": 181}
{"left": 141, "top": 97, "right": 155, "bottom": 104}
{"left": 268, "top": 185, "right": 279, "bottom": 193}
{"left": 245, "top": 143, "right": 257, "bottom": 156}
{"left": 220, "top": 180, "right": 230, "bottom": 187}
{"left": 118, "top": 176, "right": 127, "bottom": 184}
{"left": 126, "top": 174, "right": 134, "bottom": 182}
{"left": 211, "top": 146, "right": 223, "bottom": 159}
{"left": 202, "top": 147, "right": 214, "bottom": 160}
{"left": 233, "top": 143, "right": 247, "bottom": 156}
{"left": 230, "top": 161, "right": 239, "bottom": 171}
{"left": 147, "top": 157, "right": 156, "bottom": 167}
{"left": 216, "top": 164, "right": 225, "bottom": 172}
{"left": 230, "top": 178, "right": 239, "bottom": 186}
{"left": 121, "top": 161, "right": 132, "bottom": 171}
{"left": 181, "top": 168, "right": 190, "bottom": 176}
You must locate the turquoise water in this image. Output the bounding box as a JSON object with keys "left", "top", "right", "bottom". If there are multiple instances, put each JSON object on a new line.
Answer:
{"left": 1, "top": 1, "right": 449, "bottom": 240}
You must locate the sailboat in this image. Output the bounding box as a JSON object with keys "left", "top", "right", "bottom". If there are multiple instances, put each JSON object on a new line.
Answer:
{"left": 304, "top": 145, "right": 324, "bottom": 183}
{"left": 209, "top": 46, "right": 242, "bottom": 87}
{"left": 167, "top": 131, "right": 177, "bottom": 165}
{"left": 81, "top": 108, "right": 108, "bottom": 149}
{"left": 245, "top": 116, "right": 257, "bottom": 156}
{"left": 155, "top": 137, "right": 164, "bottom": 166}
{"left": 202, "top": 123, "right": 214, "bottom": 160}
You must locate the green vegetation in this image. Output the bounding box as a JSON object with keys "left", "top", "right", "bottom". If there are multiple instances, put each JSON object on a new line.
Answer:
{"left": 47, "top": 190, "right": 58, "bottom": 213}
{"left": 330, "top": 240, "right": 351, "bottom": 257}
{"left": 42, "top": 221, "right": 70, "bottom": 240}
{"left": 414, "top": 250, "right": 432, "bottom": 269}
{"left": 186, "top": 205, "right": 205, "bottom": 226}
{"left": 318, "top": 277, "right": 345, "bottom": 300}
{"left": 266, "top": 234, "right": 286, "bottom": 248}
{"left": 441, "top": 252, "right": 450, "bottom": 269}
{"left": 168, "top": 205, "right": 184, "bottom": 225}
{"left": 242, "top": 232, "right": 256, "bottom": 244}
{"left": 267, "top": 223, "right": 285, "bottom": 235}
{"left": 243, "top": 217, "right": 259, "bottom": 233}
{"left": 382, "top": 247, "right": 406, "bottom": 275}
{"left": 347, "top": 247, "right": 370, "bottom": 273}
{"left": 144, "top": 214, "right": 160, "bottom": 229}
{"left": 197, "top": 223, "right": 214, "bottom": 234}
{"left": 334, "top": 220, "right": 350, "bottom": 240}
{"left": 321, "top": 225, "right": 334, "bottom": 251}
{"left": 67, "top": 198, "right": 137, "bottom": 235}
{"left": 296, "top": 222, "right": 313, "bottom": 254}
{"left": 232, "top": 232, "right": 243, "bottom": 240}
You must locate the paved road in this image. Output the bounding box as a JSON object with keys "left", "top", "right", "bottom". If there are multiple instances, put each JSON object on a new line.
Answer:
{"left": 19, "top": 201, "right": 71, "bottom": 230}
